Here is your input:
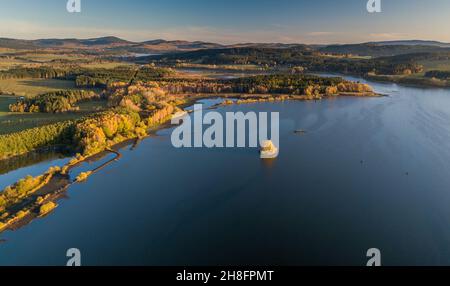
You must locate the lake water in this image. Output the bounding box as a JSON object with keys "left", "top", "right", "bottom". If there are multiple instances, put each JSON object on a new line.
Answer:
{"left": 1, "top": 76, "right": 450, "bottom": 266}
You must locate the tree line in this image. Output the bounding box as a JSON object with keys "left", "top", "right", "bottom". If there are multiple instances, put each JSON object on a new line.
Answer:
{"left": 0, "top": 66, "right": 77, "bottom": 80}
{"left": 0, "top": 103, "right": 178, "bottom": 160}
{"left": 0, "top": 65, "right": 174, "bottom": 87}
{"left": 9, "top": 90, "right": 101, "bottom": 113}
{"left": 425, "top": 70, "right": 450, "bottom": 80}
{"left": 149, "top": 46, "right": 425, "bottom": 76}
{"left": 0, "top": 121, "right": 75, "bottom": 160}
{"left": 118, "top": 74, "right": 373, "bottom": 96}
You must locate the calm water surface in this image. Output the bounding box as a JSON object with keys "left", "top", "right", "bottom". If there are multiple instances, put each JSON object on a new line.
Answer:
{"left": 1, "top": 76, "right": 450, "bottom": 266}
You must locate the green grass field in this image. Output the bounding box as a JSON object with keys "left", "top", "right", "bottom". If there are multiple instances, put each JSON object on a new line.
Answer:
{"left": 0, "top": 79, "right": 80, "bottom": 97}
{"left": 0, "top": 95, "right": 107, "bottom": 135}
{"left": 0, "top": 111, "right": 82, "bottom": 135}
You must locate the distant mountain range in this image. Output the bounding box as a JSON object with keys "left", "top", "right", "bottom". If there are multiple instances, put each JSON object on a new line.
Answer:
{"left": 367, "top": 40, "right": 450, "bottom": 48}
{"left": 0, "top": 36, "right": 225, "bottom": 53}
{"left": 1, "top": 36, "right": 450, "bottom": 57}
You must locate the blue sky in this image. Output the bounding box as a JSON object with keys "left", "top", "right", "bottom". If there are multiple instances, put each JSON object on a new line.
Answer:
{"left": 0, "top": 0, "right": 449, "bottom": 44}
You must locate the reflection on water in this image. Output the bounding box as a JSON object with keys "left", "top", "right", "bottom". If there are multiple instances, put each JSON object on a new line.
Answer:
{"left": 0, "top": 150, "right": 70, "bottom": 176}
{"left": 261, "top": 157, "right": 277, "bottom": 169}
{"left": 0, "top": 151, "right": 72, "bottom": 190}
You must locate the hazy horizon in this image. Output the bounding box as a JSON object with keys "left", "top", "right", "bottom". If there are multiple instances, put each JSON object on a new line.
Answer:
{"left": 1, "top": 0, "right": 450, "bottom": 45}
{"left": 2, "top": 35, "right": 450, "bottom": 46}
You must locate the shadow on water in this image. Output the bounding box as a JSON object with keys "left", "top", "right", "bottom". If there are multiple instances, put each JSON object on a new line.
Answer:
{"left": 0, "top": 149, "right": 73, "bottom": 176}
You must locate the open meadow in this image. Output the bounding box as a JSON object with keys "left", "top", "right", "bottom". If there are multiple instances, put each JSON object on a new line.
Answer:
{"left": 0, "top": 95, "right": 106, "bottom": 135}
{"left": 0, "top": 79, "right": 80, "bottom": 97}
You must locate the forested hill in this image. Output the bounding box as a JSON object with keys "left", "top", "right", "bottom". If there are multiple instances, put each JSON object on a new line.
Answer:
{"left": 0, "top": 37, "right": 223, "bottom": 53}
{"left": 318, "top": 43, "right": 450, "bottom": 57}
{"left": 144, "top": 46, "right": 426, "bottom": 76}
{"left": 145, "top": 46, "right": 314, "bottom": 65}
{"left": 4, "top": 36, "right": 450, "bottom": 57}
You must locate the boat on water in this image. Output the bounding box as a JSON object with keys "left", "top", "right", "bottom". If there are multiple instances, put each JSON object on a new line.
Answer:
{"left": 294, "top": 129, "right": 307, "bottom": 134}
{"left": 260, "top": 140, "right": 279, "bottom": 159}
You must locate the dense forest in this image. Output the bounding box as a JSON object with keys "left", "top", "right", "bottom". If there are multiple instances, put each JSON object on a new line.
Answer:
{"left": 307, "top": 56, "right": 423, "bottom": 75}
{"left": 118, "top": 74, "right": 373, "bottom": 96}
{"left": 425, "top": 70, "right": 450, "bottom": 79}
{"left": 74, "top": 66, "right": 138, "bottom": 87}
{"left": 9, "top": 90, "right": 101, "bottom": 113}
{"left": 0, "top": 102, "right": 178, "bottom": 159}
{"left": 73, "top": 109, "right": 143, "bottom": 155}
{"left": 318, "top": 43, "right": 450, "bottom": 57}
{"left": 0, "top": 65, "right": 174, "bottom": 87}
{"left": 146, "top": 47, "right": 424, "bottom": 76}
{"left": 75, "top": 65, "right": 174, "bottom": 88}
{"left": 0, "top": 66, "right": 77, "bottom": 80}
{"left": 224, "top": 74, "right": 372, "bottom": 95}
{"left": 0, "top": 121, "right": 75, "bottom": 160}
{"left": 148, "top": 47, "right": 316, "bottom": 66}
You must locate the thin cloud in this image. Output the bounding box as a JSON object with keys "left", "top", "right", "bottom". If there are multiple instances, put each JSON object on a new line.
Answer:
{"left": 307, "top": 32, "right": 334, "bottom": 37}
{"left": 368, "top": 33, "right": 412, "bottom": 40}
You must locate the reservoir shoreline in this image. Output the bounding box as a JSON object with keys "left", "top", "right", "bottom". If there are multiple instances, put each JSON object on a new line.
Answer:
{"left": 0, "top": 84, "right": 383, "bottom": 236}
{"left": 2, "top": 74, "right": 450, "bottom": 265}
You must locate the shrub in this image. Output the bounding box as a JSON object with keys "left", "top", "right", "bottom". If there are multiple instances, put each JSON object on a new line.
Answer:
{"left": 39, "top": 202, "right": 57, "bottom": 216}
{"left": 76, "top": 171, "right": 92, "bottom": 182}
